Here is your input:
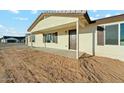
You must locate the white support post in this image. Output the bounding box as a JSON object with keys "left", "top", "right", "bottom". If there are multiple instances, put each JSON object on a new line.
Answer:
{"left": 31, "top": 33, "right": 33, "bottom": 47}
{"left": 76, "top": 20, "right": 79, "bottom": 59}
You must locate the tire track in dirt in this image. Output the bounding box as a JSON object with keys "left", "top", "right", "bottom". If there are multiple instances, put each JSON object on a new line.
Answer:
{"left": 1, "top": 44, "right": 124, "bottom": 83}
{"left": 17, "top": 48, "right": 82, "bottom": 82}
{"left": 79, "top": 53, "right": 124, "bottom": 82}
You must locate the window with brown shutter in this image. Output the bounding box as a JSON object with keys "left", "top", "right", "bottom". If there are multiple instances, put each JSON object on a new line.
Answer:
{"left": 43, "top": 32, "right": 58, "bottom": 43}
{"left": 97, "top": 26, "right": 104, "bottom": 45}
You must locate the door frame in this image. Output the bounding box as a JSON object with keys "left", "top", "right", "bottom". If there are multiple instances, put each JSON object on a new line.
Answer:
{"left": 68, "top": 29, "right": 76, "bottom": 50}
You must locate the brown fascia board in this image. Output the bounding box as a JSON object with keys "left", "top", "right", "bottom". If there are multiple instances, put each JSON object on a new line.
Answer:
{"left": 95, "top": 14, "right": 124, "bottom": 24}
{"left": 84, "top": 11, "right": 96, "bottom": 24}
{"left": 27, "top": 11, "right": 94, "bottom": 32}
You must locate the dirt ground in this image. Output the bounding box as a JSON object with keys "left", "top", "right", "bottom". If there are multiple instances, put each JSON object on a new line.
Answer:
{"left": 0, "top": 43, "right": 124, "bottom": 83}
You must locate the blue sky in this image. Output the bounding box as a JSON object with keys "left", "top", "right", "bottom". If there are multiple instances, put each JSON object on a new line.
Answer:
{"left": 0, "top": 10, "right": 124, "bottom": 38}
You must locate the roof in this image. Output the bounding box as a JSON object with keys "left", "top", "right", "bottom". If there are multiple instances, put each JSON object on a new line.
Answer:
{"left": 2, "top": 36, "right": 25, "bottom": 40}
{"left": 27, "top": 11, "right": 124, "bottom": 32}
{"left": 31, "top": 16, "right": 78, "bottom": 33}
{"left": 27, "top": 10, "right": 92, "bottom": 32}
{"left": 95, "top": 14, "right": 124, "bottom": 24}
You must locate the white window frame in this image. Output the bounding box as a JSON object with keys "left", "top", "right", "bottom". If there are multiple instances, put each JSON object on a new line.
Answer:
{"left": 97, "top": 21, "right": 124, "bottom": 46}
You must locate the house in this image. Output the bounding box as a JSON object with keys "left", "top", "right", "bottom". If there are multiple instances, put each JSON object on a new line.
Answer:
{"left": 1, "top": 36, "right": 25, "bottom": 43}
{"left": 27, "top": 10, "right": 124, "bottom": 61}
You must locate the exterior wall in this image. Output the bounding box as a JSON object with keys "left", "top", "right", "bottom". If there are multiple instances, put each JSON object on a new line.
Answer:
{"left": 78, "top": 21, "right": 124, "bottom": 61}
{"left": 79, "top": 24, "right": 96, "bottom": 55}
{"left": 27, "top": 35, "right": 32, "bottom": 46}
{"left": 32, "top": 26, "right": 75, "bottom": 50}
{"left": 32, "top": 34, "right": 45, "bottom": 47}
{"left": 28, "top": 16, "right": 124, "bottom": 61}
{"left": 44, "top": 30, "right": 69, "bottom": 50}
{"left": 95, "top": 21, "right": 124, "bottom": 61}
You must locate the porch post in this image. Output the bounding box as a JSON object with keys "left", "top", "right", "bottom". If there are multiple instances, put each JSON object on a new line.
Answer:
{"left": 76, "top": 20, "right": 79, "bottom": 59}
{"left": 31, "top": 33, "right": 33, "bottom": 47}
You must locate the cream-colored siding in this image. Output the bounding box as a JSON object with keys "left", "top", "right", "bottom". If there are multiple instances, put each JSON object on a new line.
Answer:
{"left": 79, "top": 25, "right": 96, "bottom": 55}
{"left": 45, "top": 30, "right": 69, "bottom": 50}
{"left": 27, "top": 14, "right": 124, "bottom": 61}
{"left": 27, "top": 35, "right": 31, "bottom": 46}
{"left": 95, "top": 21, "right": 124, "bottom": 61}
{"left": 78, "top": 22, "right": 124, "bottom": 61}
{"left": 32, "top": 34, "right": 45, "bottom": 47}
{"left": 31, "top": 26, "right": 75, "bottom": 50}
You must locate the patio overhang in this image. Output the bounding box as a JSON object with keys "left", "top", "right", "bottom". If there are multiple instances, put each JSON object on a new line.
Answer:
{"left": 30, "top": 16, "right": 84, "bottom": 59}
{"left": 31, "top": 16, "right": 78, "bottom": 33}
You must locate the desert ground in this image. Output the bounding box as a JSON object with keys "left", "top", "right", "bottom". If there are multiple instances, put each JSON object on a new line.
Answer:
{"left": 0, "top": 43, "right": 124, "bottom": 83}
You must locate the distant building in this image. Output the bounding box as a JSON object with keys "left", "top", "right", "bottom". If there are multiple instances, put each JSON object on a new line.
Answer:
{"left": 1, "top": 36, "right": 25, "bottom": 43}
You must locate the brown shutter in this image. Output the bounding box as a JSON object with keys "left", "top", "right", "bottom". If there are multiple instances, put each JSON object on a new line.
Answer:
{"left": 97, "top": 26, "right": 104, "bottom": 45}
{"left": 43, "top": 34, "right": 46, "bottom": 43}
{"left": 55, "top": 32, "right": 58, "bottom": 43}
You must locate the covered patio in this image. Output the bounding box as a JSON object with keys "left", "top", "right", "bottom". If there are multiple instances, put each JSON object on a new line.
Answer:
{"left": 30, "top": 16, "right": 87, "bottom": 59}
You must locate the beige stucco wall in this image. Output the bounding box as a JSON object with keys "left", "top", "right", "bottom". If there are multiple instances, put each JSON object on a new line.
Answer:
{"left": 78, "top": 22, "right": 124, "bottom": 61}
{"left": 28, "top": 15, "right": 124, "bottom": 61}
{"left": 95, "top": 21, "right": 124, "bottom": 61}
{"left": 32, "top": 34, "right": 45, "bottom": 47}
{"left": 27, "top": 35, "right": 31, "bottom": 46}
{"left": 31, "top": 26, "right": 75, "bottom": 50}
{"left": 79, "top": 24, "right": 96, "bottom": 55}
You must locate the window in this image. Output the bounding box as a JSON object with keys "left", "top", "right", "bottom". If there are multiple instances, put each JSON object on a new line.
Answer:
{"left": 120, "top": 23, "right": 124, "bottom": 45}
{"left": 97, "top": 26, "right": 104, "bottom": 45}
{"left": 105, "top": 24, "right": 118, "bottom": 45}
{"left": 32, "top": 35, "right": 35, "bottom": 42}
{"left": 43, "top": 32, "right": 58, "bottom": 43}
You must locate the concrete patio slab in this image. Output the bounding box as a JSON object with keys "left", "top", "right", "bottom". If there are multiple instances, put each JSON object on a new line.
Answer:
{"left": 31, "top": 47, "right": 84, "bottom": 59}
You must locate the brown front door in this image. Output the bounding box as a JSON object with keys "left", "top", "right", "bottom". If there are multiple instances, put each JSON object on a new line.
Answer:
{"left": 69, "top": 29, "right": 76, "bottom": 50}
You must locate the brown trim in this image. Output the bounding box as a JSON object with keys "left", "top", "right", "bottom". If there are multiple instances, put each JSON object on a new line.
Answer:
{"left": 95, "top": 14, "right": 124, "bottom": 22}
{"left": 94, "top": 14, "right": 124, "bottom": 25}
{"left": 84, "top": 11, "right": 95, "bottom": 24}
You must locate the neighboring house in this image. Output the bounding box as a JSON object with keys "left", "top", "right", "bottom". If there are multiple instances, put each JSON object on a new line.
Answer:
{"left": 1, "top": 36, "right": 25, "bottom": 43}
{"left": 27, "top": 10, "right": 124, "bottom": 61}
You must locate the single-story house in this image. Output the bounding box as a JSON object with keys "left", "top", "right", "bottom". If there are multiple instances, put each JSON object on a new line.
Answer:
{"left": 27, "top": 10, "right": 124, "bottom": 61}
{"left": 1, "top": 36, "right": 25, "bottom": 43}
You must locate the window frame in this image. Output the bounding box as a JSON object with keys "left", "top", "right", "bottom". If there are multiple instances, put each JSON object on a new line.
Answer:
{"left": 97, "top": 21, "right": 124, "bottom": 46}
{"left": 43, "top": 32, "right": 58, "bottom": 43}
{"left": 105, "top": 24, "right": 119, "bottom": 45}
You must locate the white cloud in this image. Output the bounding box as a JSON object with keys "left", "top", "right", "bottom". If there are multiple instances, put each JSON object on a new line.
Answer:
{"left": 105, "top": 14, "right": 111, "bottom": 17}
{"left": 9, "top": 10, "right": 19, "bottom": 14}
{"left": 31, "top": 10, "right": 38, "bottom": 14}
{"left": 0, "top": 25, "right": 25, "bottom": 38}
{"left": 96, "top": 14, "right": 100, "bottom": 17}
{"left": 0, "top": 24, "right": 4, "bottom": 28}
{"left": 93, "top": 10, "right": 97, "bottom": 13}
{"left": 90, "top": 16, "right": 98, "bottom": 20}
{"left": 14, "top": 17, "right": 28, "bottom": 21}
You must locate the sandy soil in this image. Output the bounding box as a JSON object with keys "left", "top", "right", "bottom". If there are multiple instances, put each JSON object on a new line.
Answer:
{"left": 0, "top": 43, "right": 124, "bottom": 83}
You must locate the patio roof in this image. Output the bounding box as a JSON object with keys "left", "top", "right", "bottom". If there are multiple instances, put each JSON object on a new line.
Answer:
{"left": 31, "top": 16, "right": 78, "bottom": 33}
